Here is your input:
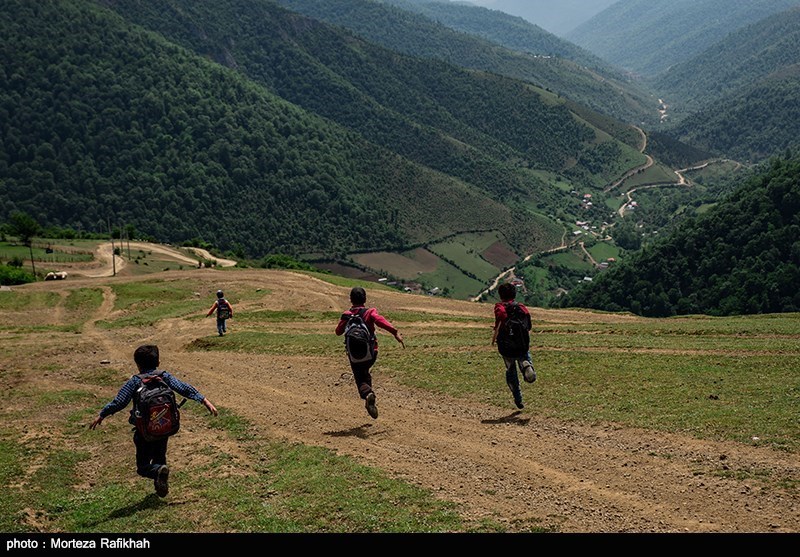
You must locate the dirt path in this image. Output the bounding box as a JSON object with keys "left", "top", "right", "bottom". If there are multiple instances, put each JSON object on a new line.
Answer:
{"left": 76, "top": 241, "right": 235, "bottom": 278}
{"left": 83, "top": 243, "right": 127, "bottom": 278}
{"left": 471, "top": 230, "right": 570, "bottom": 302}
{"left": 33, "top": 269, "right": 798, "bottom": 533}
{"left": 185, "top": 247, "right": 237, "bottom": 267}
{"left": 578, "top": 241, "right": 598, "bottom": 267}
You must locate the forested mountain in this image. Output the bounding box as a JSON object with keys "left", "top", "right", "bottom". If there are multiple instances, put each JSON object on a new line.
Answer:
{"left": 654, "top": 7, "right": 800, "bottom": 115}
{"left": 103, "top": 0, "right": 649, "bottom": 196}
{"left": 667, "top": 67, "right": 800, "bottom": 163}
{"left": 567, "top": 0, "right": 800, "bottom": 77}
{"left": 0, "top": 0, "right": 560, "bottom": 257}
{"left": 2, "top": 0, "right": 653, "bottom": 261}
{"left": 275, "top": 0, "right": 657, "bottom": 124}
{"left": 445, "top": 0, "right": 618, "bottom": 36}
{"left": 561, "top": 154, "right": 800, "bottom": 317}
{"left": 384, "top": 0, "right": 618, "bottom": 73}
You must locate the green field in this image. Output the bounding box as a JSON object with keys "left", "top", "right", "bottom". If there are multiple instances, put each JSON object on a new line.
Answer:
{"left": 587, "top": 242, "right": 621, "bottom": 262}
{"left": 428, "top": 237, "right": 502, "bottom": 283}
{"left": 622, "top": 162, "right": 679, "bottom": 189}
{"left": 542, "top": 250, "right": 595, "bottom": 273}
{"left": 0, "top": 241, "right": 95, "bottom": 265}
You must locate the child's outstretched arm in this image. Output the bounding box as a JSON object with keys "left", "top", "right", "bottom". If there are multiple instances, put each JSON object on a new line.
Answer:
{"left": 372, "top": 310, "right": 405, "bottom": 348}
{"left": 89, "top": 376, "right": 138, "bottom": 429}
{"left": 202, "top": 398, "right": 219, "bottom": 416}
{"left": 206, "top": 301, "right": 218, "bottom": 317}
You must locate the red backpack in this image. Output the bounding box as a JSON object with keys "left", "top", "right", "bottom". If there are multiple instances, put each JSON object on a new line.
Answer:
{"left": 133, "top": 372, "right": 183, "bottom": 442}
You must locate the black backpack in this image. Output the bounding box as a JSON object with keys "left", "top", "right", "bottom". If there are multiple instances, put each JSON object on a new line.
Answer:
{"left": 343, "top": 308, "right": 375, "bottom": 364}
{"left": 217, "top": 298, "right": 232, "bottom": 320}
{"left": 496, "top": 302, "right": 531, "bottom": 358}
{"left": 133, "top": 372, "right": 183, "bottom": 442}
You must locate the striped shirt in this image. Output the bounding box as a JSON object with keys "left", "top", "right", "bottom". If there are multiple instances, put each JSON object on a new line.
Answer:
{"left": 99, "top": 370, "right": 206, "bottom": 423}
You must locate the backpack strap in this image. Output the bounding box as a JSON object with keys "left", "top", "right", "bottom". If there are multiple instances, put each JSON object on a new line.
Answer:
{"left": 136, "top": 370, "right": 165, "bottom": 383}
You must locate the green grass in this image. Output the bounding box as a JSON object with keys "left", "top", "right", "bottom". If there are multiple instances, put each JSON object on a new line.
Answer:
{"left": 187, "top": 331, "right": 342, "bottom": 358}
{"left": 0, "top": 439, "right": 26, "bottom": 532}
{"left": 0, "top": 291, "right": 61, "bottom": 310}
{"left": 64, "top": 288, "right": 104, "bottom": 312}
{"left": 381, "top": 316, "right": 800, "bottom": 452}
{"left": 109, "top": 280, "right": 197, "bottom": 311}
{"left": 428, "top": 240, "right": 501, "bottom": 283}
{"left": 297, "top": 271, "right": 393, "bottom": 291}
{"left": 622, "top": 162, "right": 678, "bottom": 188}
{"left": 416, "top": 258, "right": 487, "bottom": 300}
{"left": 99, "top": 280, "right": 211, "bottom": 328}
{"left": 0, "top": 379, "right": 493, "bottom": 533}
{"left": 587, "top": 242, "right": 621, "bottom": 262}
{"left": 542, "top": 250, "right": 595, "bottom": 273}
{"left": 0, "top": 241, "right": 94, "bottom": 263}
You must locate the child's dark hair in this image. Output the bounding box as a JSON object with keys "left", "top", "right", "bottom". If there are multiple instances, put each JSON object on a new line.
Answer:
{"left": 350, "top": 286, "right": 367, "bottom": 305}
{"left": 134, "top": 344, "right": 160, "bottom": 371}
{"left": 498, "top": 282, "right": 516, "bottom": 301}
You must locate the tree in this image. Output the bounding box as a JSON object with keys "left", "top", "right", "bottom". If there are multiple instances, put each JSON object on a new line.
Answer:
{"left": 10, "top": 212, "right": 41, "bottom": 279}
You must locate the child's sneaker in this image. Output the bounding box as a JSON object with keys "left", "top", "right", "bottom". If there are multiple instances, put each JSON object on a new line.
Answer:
{"left": 365, "top": 392, "right": 378, "bottom": 419}
{"left": 154, "top": 465, "right": 170, "bottom": 498}
{"left": 522, "top": 362, "right": 536, "bottom": 383}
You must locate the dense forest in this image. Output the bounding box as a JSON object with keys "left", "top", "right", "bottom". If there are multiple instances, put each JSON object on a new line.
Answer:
{"left": 275, "top": 0, "right": 657, "bottom": 124}
{"left": 668, "top": 69, "right": 800, "bottom": 163}
{"left": 651, "top": 7, "right": 800, "bottom": 163}
{"left": 654, "top": 7, "right": 800, "bottom": 115}
{"left": 567, "top": 0, "right": 800, "bottom": 77}
{"left": 0, "top": 0, "right": 559, "bottom": 257}
{"left": 385, "top": 0, "right": 619, "bottom": 74}
{"left": 102, "top": 0, "right": 651, "bottom": 200}
{"left": 561, "top": 153, "right": 800, "bottom": 317}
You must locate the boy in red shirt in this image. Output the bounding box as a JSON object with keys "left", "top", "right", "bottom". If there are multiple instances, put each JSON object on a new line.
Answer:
{"left": 492, "top": 282, "right": 536, "bottom": 409}
{"left": 336, "top": 287, "right": 404, "bottom": 419}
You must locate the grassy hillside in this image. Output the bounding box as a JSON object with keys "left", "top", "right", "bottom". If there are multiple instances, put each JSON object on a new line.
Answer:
{"left": 1, "top": 268, "right": 798, "bottom": 533}
{"left": 276, "top": 0, "right": 658, "bottom": 124}
{"left": 561, "top": 153, "right": 800, "bottom": 317}
{"left": 567, "top": 0, "right": 800, "bottom": 77}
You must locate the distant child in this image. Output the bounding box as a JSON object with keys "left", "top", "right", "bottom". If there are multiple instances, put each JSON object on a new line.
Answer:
{"left": 335, "top": 287, "right": 404, "bottom": 419}
{"left": 89, "top": 344, "right": 218, "bottom": 497}
{"left": 492, "top": 282, "right": 536, "bottom": 409}
{"left": 206, "top": 290, "right": 233, "bottom": 336}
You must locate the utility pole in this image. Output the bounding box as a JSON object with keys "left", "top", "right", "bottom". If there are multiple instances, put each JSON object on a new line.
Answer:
{"left": 108, "top": 217, "right": 116, "bottom": 277}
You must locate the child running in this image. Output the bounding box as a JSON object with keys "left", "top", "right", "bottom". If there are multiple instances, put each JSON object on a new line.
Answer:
{"left": 335, "top": 287, "right": 404, "bottom": 419}
{"left": 206, "top": 290, "right": 233, "bottom": 336}
{"left": 89, "top": 344, "right": 218, "bottom": 497}
{"left": 492, "top": 282, "right": 536, "bottom": 409}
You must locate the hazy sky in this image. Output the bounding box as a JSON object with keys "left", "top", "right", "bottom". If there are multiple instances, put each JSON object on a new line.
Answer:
{"left": 447, "top": 0, "right": 618, "bottom": 36}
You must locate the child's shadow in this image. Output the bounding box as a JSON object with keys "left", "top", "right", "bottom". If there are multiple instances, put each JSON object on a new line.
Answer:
{"left": 323, "top": 424, "right": 376, "bottom": 439}
{"left": 85, "top": 493, "right": 166, "bottom": 528}
{"left": 481, "top": 411, "right": 530, "bottom": 426}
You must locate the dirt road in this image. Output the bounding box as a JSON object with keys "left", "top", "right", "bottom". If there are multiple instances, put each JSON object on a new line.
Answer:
{"left": 77, "top": 242, "right": 236, "bottom": 277}
{"left": 24, "top": 269, "right": 798, "bottom": 533}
